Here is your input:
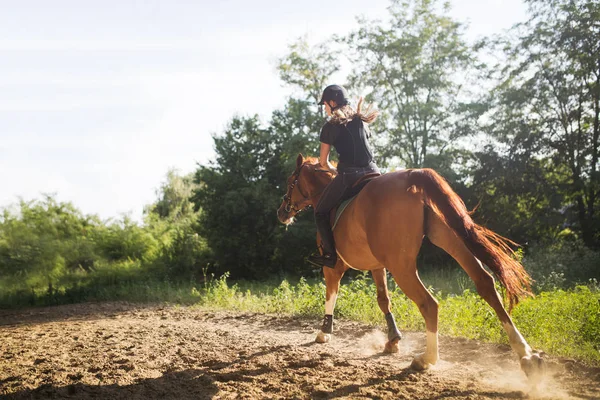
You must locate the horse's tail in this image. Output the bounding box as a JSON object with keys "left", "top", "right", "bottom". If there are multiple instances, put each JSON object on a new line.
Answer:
{"left": 406, "top": 168, "right": 532, "bottom": 309}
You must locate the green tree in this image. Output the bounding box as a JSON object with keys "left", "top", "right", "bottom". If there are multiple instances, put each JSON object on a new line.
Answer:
{"left": 275, "top": 36, "right": 339, "bottom": 159}
{"left": 278, "top": 36, "right": 340, "bottom": 106}
{"left": 145, "top": 169, "right": 199, "bottom": 221}
{"left": 192, "top": 117, "right": 288, "bottom": 279}
{"left": 344, "top": 0, "right": 483, "bottom": 174}
{"left": 470, "top": 146, "right": 568, "bottom": 245}
{"left": 144, "top": 170, "right": 209, "bottom": 281}
{"left": 488, "top": 0, "right": 600, "bottom": 247}
{"left": 190, "top": 37, "right": 344, "bottom": 279}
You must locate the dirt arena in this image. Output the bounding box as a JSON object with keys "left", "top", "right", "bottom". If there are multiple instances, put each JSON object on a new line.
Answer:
{"left": 1, "top": 302, "right": 598, "bottom": 399}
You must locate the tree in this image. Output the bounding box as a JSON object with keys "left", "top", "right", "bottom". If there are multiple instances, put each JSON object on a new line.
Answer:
{"left": 145, "top": 169, "right": 199, "bottom": 222}
{"left": 191, "top": 37, "right": 344, "bottom": 279}
{"left": 275, "top": 37, "right": 339, "bottom": 159}
{"left": 143, "top": 170, "right": 208, "bottom": 281}
{"left": 470, "top": 146, "right": 567, "bottom": 245}
{"left": 344, "top": 0, "right": 483, "bottom": 174}
{"left": 192, "top": 117, "right": 293, "bottom": 278}
{"left": 488, "top": 0, "right": 600, "bottom": 247}
{"left": 278, "top": 36, "right": 340, "bottom": 106}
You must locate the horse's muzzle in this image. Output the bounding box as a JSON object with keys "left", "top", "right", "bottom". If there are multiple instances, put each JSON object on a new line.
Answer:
{"left": 277, "top": 207, "right": 293, "bottom": 225}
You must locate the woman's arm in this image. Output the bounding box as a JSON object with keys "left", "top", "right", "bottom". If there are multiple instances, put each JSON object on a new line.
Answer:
{"left": 319, "top": 143, "right": 337, "bottom": 173}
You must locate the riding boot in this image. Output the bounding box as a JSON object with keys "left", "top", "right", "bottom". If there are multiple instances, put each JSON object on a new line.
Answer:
{"left": 308, "top": 213, "right": 337, "bottom": 268}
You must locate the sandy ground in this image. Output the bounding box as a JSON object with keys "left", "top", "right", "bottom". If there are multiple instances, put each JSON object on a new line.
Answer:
{"left": 0, "top": 302, "right": 599, "bottom": 399}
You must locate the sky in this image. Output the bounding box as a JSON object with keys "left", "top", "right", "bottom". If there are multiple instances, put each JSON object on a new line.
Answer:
{"left": 0, "top": 0, "right": 528, "bottom": 222}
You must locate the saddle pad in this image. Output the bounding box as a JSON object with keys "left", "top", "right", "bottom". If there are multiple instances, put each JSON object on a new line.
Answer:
{"left": 333, "top": 195, "right": 357, "bottom": 230}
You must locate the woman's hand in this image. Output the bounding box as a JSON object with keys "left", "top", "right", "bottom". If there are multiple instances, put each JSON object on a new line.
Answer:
{"left": 315, "top": 166, "right": 337, "bottom": 175}
{"left": 319, "top": 143, "right": 337, "bottom": 175}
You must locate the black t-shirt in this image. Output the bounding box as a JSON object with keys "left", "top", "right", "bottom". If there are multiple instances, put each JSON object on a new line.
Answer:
{"left": 319, "top": 116, "right": 375, "bottom": 171}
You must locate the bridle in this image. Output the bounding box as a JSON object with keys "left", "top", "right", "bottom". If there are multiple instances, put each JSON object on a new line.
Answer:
{"left": 283, "top": 165, "right": 312, "bottom": 214}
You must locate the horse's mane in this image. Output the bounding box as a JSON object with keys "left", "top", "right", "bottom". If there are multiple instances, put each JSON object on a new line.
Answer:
{"left": 302, "top": 156, "right": 337, "bottom": 167}
{"left": 303, "top": 156, "right": 319, "bottom": 165}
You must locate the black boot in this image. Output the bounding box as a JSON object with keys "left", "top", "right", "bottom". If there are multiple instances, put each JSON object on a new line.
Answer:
{"left": 308, "top": 213, "right": 337, "bottom": 268}
{"left": 307, "top": 252, "right": 337, "bottom": 268}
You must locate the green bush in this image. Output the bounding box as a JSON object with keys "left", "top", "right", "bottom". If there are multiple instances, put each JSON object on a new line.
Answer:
{"left": 0, "top": 191, "right": 212, "bottom": 300}
{"left": 155, "top": 227, "right": 211, "bottom": 281}
{"left": 94, "top": 217, "right": 159, "bottom": 263}
{"left": 0, "top": 197, "right": 103, "bottom": 292}
{"left": 513, "top": 286, "right": 600, "bottom": 361}
{"left": 523, "top": 241, "right": 600, "bottom": 291}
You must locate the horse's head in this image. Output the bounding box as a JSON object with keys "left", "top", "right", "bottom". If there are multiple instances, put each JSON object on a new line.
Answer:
{"left": 277, "top": 153, "right": 334, "bottom": 225}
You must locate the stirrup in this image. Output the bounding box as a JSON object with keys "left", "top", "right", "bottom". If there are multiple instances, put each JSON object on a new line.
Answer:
{"left": 307, "top": 253, "right": 337, "bottom": 268}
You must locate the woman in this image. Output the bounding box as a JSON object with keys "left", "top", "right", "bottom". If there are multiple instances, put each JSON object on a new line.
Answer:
{"left": 308, "top": 84, "right": 381, "bottom": 268}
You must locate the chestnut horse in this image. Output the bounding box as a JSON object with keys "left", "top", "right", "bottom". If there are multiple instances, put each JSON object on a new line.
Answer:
{"left": 277, "top": 154, "right": 545, "bottom": 379}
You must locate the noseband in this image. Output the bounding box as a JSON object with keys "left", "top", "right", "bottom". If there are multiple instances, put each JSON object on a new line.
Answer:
{"left": 283, "top": 165, "right": 312, "bottom": 214}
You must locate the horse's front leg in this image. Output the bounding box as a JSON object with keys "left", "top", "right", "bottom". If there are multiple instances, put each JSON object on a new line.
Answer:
{"left": 315, "top": 260, "right": 346, "bottom": 343}
{"left": 371, "top": 268, "right": 402, "bottom": 353}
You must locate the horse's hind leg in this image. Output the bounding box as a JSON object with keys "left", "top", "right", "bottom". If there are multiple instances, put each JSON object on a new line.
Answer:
{"left": 316, "top": 261, "right": 346, "bottom": 343}
{"left": 388, "top": 259, "right": 439, "bottom": 370}
{"left": 371, "top": 268, "right": 402, "bottom": 353}
{"left": 426, "top": 211, "right": 544, "bottom": 378}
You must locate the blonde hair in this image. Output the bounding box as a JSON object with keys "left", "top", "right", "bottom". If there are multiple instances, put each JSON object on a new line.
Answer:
{"left": 330, "top": 97, "right": 380, "bottom": 125}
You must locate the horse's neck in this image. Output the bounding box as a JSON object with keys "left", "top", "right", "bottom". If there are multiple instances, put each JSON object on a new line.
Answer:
{"left": 308, "top": 172, "right": 333, "bottom": 206}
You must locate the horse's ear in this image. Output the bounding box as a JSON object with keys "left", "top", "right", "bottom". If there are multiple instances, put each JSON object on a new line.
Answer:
{"left": 296, "top": 153, "right": 304, "bottom": 168}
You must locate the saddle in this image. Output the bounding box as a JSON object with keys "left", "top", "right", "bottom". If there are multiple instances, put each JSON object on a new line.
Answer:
{"left": 330, "top": 172, "right": 381, "bottom": 229}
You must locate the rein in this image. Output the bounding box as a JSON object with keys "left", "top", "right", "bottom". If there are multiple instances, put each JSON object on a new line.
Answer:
{"left": 283, "top": 164, "right": 330, "bottom": 213}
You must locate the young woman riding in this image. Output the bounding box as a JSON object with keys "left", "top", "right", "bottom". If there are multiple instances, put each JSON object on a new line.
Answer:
{"left": 308, "top": 84, "right": 380, "bottom": 268}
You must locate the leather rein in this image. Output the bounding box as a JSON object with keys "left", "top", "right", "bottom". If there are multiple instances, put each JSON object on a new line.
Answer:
{"left": 283, "top": 164, "right": 329, "bottom": 213}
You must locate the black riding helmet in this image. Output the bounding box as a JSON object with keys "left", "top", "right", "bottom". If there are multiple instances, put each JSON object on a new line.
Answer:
{"left": 318, "top": 85, "right": 349, "bottom": 110}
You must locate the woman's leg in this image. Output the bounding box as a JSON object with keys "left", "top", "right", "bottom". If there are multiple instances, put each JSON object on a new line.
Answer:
{"left": 309, "top": 175, "right": 347, "bottom": 268}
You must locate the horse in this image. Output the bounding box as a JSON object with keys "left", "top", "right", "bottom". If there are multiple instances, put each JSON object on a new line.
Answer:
{"left": 277, "top": 154, "right": 545, "bottom": 379}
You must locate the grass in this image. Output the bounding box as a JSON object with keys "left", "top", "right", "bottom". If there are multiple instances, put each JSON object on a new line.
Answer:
{"left": 1, "top": 270, "right": 598, "bottom": 365}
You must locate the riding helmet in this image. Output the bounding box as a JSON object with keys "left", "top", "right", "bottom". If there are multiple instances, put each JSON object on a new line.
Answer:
{"left": 318, "top": 84, "right": 349, "bottom": 106}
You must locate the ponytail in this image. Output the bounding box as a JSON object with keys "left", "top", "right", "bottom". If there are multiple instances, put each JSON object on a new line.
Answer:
{"left": 356, "top": 97, "right": 379, "bottom": 124}
{"left": 330, "top": 97, "right": 379, "bottom": 125}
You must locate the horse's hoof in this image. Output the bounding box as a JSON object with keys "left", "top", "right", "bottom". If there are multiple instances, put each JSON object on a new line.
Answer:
{"left": 315, "top": 331, "right": 331, "bottom": 343}
{"left": 410, "top": 354, "right": 431, "bottom": 371}
{"left": 520, "top": 351, "right": 546, "bottom": 383}
{"left": 384, "top": 337, "right": 400, "bottom": 354}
